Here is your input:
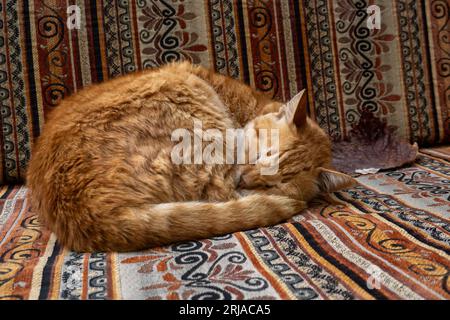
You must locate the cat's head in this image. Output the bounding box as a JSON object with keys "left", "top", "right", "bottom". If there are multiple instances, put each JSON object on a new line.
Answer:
{"left": 239, "top": 89, "right": 355, "bottom": 201}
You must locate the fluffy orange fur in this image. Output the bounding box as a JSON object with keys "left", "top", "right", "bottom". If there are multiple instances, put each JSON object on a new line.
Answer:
{"left": 27, "top": 61, "right": 354, "bottom": 252}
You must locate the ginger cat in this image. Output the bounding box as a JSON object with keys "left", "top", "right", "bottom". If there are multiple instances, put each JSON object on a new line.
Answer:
{"left": 27, "top": 61, "right": 354, "bottom": 252}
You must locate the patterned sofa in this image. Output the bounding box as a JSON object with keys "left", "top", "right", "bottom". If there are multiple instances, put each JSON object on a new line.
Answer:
{"left": 0, "top": 1, "right": 449, "bottom": 299}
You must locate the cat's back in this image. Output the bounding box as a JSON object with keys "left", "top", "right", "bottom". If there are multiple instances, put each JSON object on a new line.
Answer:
{"left": 27, "top": 62, "right": 236, "bottom": 212}
{"left": 36, "top": 61, "right": 238, "bottom": 155}
{"left": 46, "top": 62, "right": 215, "bottom": 128}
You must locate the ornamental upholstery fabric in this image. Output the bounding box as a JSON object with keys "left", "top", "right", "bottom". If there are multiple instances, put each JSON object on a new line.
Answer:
{"left": 303, "top": 0, "right": 450, "bottom": 145}
{"left": 0, "top": 0, "right": 449, "bottom": 301}
{"left": 0, "top": 148, "right": 449, "bottom": 299}
{"left": 0, "top": 0, "right": 449, "bottom": 184}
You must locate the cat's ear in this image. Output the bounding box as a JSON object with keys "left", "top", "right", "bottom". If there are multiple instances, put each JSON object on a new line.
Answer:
{"left": 317, "top": 168, "right": 356, "bottom": 193}
{"left": 284, "top": 89, "right": 308, "bottom": 127}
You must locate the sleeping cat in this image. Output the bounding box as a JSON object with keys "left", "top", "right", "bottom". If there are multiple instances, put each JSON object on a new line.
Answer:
{"left": 26, "top": 61, "right": 354, "bottom": 252}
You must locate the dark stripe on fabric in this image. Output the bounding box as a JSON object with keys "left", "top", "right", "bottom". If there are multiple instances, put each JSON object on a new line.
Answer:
{"left": 89, "top": 1, "right": 104, "bottom": 82}
{"left": 130, "top": 2, "right": 142, "bottom": 72}
{"left": 293, "top": 222, "right": 389, "bottom": 300}
{"left": 0, "top": 185, "right": 15, "bottom": 199}
{"left": 206, "top": 2, "right": 218, "bottom": 72}
{"left": 292, "top": 0, "right": 307, "bottom": 90}
{"left": 38, "top": 242, "right": 61, "bottom": 299}
{"left": 68, "top": 3, "right": 84, "bottom": 93}
{"left": 22, "top": 0, "right": 40, "bottom": 138}
{"left": 420, "top": 0, "right": 440, "bottom": 144}
{"left": 334, "top": 192, "right": 370, "bottom": 213}
{"left": 236, "top": 0, "right": 250, "bottom": 84}
{"left": 0, "top": 0, "right": 5, "bottom": 184}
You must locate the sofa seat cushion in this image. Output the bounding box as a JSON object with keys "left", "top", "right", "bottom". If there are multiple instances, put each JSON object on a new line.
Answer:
{"left": 0, "top": 149, "right": 449, "bottom": 300}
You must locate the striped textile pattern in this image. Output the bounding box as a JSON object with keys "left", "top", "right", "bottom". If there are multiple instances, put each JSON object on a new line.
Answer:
{"left": 0, "top": 149, "right": 449, "bottom": 299}
{"left": 0, "top": 1, "right": 448, "bottom": 184}
{"left": 302, "top": 0, "right": 450, "bottom": 145}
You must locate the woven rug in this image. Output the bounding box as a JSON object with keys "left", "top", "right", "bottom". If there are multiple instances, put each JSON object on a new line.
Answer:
{"left": 1, "top": 149, "right": 449, "bottom": 300}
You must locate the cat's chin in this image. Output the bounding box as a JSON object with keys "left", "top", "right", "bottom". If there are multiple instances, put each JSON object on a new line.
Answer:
{"left": 236, "top": 189, "right": 256, "bottom": 197}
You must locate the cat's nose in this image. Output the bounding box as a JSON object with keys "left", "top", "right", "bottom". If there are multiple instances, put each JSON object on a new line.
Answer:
{"left": 238, "top": 173, "right": 251, "bottom": 189}
{"left": 238, "top": 175, "right": 247, "bottom": 188}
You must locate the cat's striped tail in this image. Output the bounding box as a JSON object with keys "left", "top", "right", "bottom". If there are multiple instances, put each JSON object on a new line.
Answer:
{"left": 65, "top": 194, "right": 306, "bottom": 252}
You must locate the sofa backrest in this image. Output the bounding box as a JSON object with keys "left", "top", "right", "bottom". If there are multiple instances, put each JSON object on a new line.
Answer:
{"left": 0, "top": 1, "right": 448, "bottom": 184}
